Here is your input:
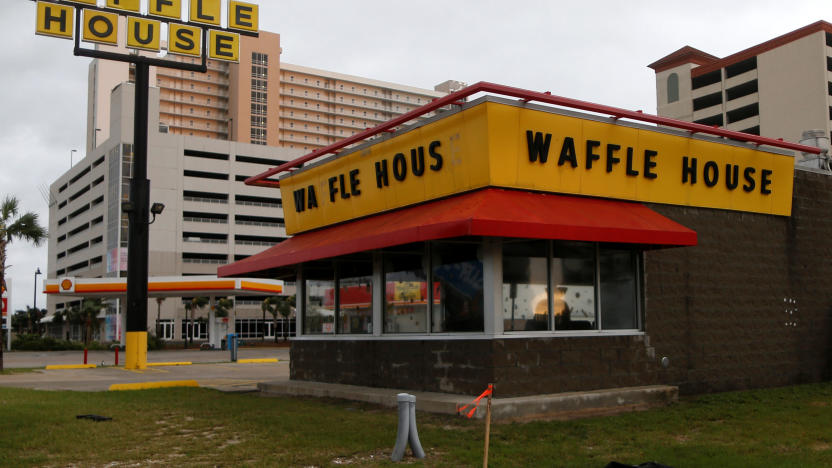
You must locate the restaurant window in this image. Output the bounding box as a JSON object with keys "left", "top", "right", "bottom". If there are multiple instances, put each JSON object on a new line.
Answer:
{"left": 599, "top": 249, "right": 639, "bottom": 329}
{"left": 336, "top": 255, "right": 373, "bottom": 334}
{"left": 502, "top": 240, "right": 548, "bottom": 331}
{"left": 304, "top": 273, "right": 335, "bottom": 335}
{"left": 431, "top": 241, "right": 484, "bottom": 332}
{"left": 553, "top": 241, "right": 597, "bottom": 331}
{"left": 384, "top": 244, "right": 428, "bottom": 333}
{"left": 502, "top": 240, "right": 641, "bottom": 333}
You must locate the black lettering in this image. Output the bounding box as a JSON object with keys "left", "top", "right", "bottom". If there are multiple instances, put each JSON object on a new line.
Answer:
{"left": 643, "top": 150, "right": 658, "bottom": 179}
{"left": 174, "top": 27, "right": 195, "bottom": 51}
{"left": 429, "top": 141, "right": 443, "bottom": 171}
{"left": 410, "top": 147, "right": 425, "bottom": 176}
{"left": 154, "top": 0, "right": 174, "bottom": 9}
{"left": 375, "top": 160, "right": 389, "bottom": 188}
{"left": 132, "top": 21, "right": 155, "bottom": 45}
{"left": 743, "top": 167, "right": 756, "bottom": 192}
{"left": 682, "top": 156, "right": 697, "bottom": 184}
{"left": 558, "top": 137, "right": 578, "bottom": 168}
{"left": 43, "top": 6, "right": 68, "bottom": 31}
{"left": 292, "top": 189, "right": 305, "bottom": 213}
{"left": 349, "top": 169, "right": 361, "bottom": 196}
{"left": 196, "top": 0, "right": 215, "bottom": 21}
{"left": 393, "top": 153, "right": 407, "bottom": 181}
{"left": 213, "top": 33, "right": 234, "bottom": 58}
{"left": 338, "top": 173, "right": 350, "bottom": 199}
{"left": 625, "top": 147, "right": 639, "bottom": 176}
{"left": 586, "top": 140, "right": 601, "bottom": 170}
{"left": 233, "top": 4, "right": 254, "bottom": 28}
{"left": 760, "top": 169, "right": 773, "bottom": 194}
{"left": 725, "top": 164, "right": 739, "bottom": 190}
{"left": 703, "top": 161, "right": 719, "bottom": 187}
{"left": 605, "top": 143, "right": 621, "bottom": 173}
{"left": 307, "top": 186, "right": 318, "bottom": 209}
{"left": 89, "top": 15, "right": 114, "bottom": 38}
{"left": 526, "top": 131, "right": 552, "bottom": 163}
{"left": 328, "top": 176, "right": 338, "bottom": 202}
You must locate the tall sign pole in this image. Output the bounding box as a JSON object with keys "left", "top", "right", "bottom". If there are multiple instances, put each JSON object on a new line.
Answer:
{"left": 125, "top": 61, "right": 151, "bottom": 368}
{"left": 35, "top": 0, "right": 259, "bottom": 369}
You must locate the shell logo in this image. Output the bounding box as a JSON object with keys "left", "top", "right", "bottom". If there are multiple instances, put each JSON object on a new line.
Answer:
{"left": 60, "top": 279, "right": 73, "bottom": 291}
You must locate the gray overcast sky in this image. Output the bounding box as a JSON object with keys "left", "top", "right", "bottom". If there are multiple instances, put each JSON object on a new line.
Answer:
{"left": 0, "top": 0, "right": 827, "bottom": 313}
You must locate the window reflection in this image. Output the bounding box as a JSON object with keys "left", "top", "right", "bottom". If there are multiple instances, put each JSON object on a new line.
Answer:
{"left": 304, "top": 279, "right": 335, "bottom": 335}
{"left": 600, "top": 249, "right": 639, "bottom": 329}
{"left": 432, "top": 242, "right": 484, "bottom": 332}
{"left": 502, "top": 240, "right": 548, "bottom": 331}
{"left": 384, "top": 245, "right": 428, "bottom": 333}
{"left": 552, "top": 242, "right": 596, "bottom": 331}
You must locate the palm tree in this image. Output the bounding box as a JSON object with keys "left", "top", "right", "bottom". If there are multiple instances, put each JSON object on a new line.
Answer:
{"left": 61, "top": 299, "right": 104, "bottom": 347}
{"left": 276, "top": 296, "right": 295, "bottom": 342}
{"left": 261, "top": 297, "right": 277, "bottom": 342}
{"left": 0, "top": 195, "right": 47, "bottom": 371}
{"left": 183, "top": 296, "right": 208, "bottom": 348}
{"left": 78, "top": 299, "right": 104, "bottom": 347}
{"left": 213, "top": 298, "right": 233, "bottom": 318}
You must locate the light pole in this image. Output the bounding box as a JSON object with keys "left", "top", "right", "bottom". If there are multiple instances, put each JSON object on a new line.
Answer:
{"left": 33, "top": 268, "right": 41, "bottom": 310}
{"left": 70, "top": 149, "right": 77, "bottom": 167}
{"left": 33, "top": 268, "right": 41, "bottom": 335}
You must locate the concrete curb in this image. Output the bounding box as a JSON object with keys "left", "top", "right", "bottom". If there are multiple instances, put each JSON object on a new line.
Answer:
{"left": 45, "top": 364, "right": 97, "bottom": 370}
{"left": 237, "top": 358, "right": 279, "bottom": 363}
{"left": 258, "top": 381, "right": 678, "bottom": 422}
{"left": 147, "top": 362, "right": 193, "bottom": 367}
{"left": 109, "top": 380, "right": 199, "bottom": 391}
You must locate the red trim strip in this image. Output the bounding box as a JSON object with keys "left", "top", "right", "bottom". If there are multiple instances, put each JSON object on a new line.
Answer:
{"left": 245, "top": 82, "right": 819, "bottom": 189}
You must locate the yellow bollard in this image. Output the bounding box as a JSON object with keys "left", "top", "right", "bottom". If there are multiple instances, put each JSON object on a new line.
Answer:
{"left": 124, "top": 331, "right": 148, "bottom": 370}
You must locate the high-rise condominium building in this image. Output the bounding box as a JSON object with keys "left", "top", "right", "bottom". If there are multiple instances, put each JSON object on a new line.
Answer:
{"left": 88, "top": 30, "right": 454, "bottom": 153}
{"left": 55, "top": 28, "right": 458, "bottom": 343}
{"left": 648, "top": 20, "right": 832, "bottom": 146}
{"left": 51, "top": 83, "right": 305, "bottom": 342}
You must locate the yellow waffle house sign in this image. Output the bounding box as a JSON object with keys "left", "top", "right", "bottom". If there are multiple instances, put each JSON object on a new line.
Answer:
{"left": 35, "top": 0, "right": 258, "bottom": 62}
{"left": 281, "top": 98, "right": 795, "bottom": 235}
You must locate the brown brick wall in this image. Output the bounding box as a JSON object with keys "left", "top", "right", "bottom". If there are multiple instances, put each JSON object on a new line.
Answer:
{"left": 646, "top": 169, "right": 832, "bottom": 394}
{"left": 291, "top": 169, "right": 832, "bottom": 397}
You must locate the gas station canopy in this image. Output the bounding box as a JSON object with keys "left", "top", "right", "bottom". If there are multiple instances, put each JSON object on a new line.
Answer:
{"left": 43, "top": 276, "right": 284, "bottom": 298}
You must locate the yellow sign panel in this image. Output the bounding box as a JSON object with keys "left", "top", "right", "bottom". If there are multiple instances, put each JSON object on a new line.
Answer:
{"left": 149, "top": 0, "right": 182, "bottom": 19}
{"left": 106, "top": 0, "right": 139, "bottom": 12}
{"left": 36, "top": 2, "right": 74, "bottom": 39}
{"left": 82, "top": 9, "right": 119, "bottom": 45}
{"left": 280, "top": 101, "right": 795, "bottom": 235}
{"left": 228, "top": 1, "right": 258, "bottom": 32}
{"left": 126, "top": 17, "right": 161, "bottom": 51}
{"left": 190, "top": 0, "right": 221, "bottom": 26}
{"left": 209, "top": 30, "right": 239, "bottom": 62}
{"left": 168, "top": 23, "right": 202, "bottom": 56}
{"left": 67, "top": 0, "right": 97, "bottom": 5}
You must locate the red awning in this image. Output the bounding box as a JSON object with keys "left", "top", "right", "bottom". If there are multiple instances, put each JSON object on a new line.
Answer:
{"left": 219, "top": 188, "right": 697, "bottom": 278}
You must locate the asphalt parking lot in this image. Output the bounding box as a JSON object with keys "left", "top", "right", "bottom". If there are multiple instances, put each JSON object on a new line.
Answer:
{"left": 0, "top": 347, "right": 290, "bottom": 392}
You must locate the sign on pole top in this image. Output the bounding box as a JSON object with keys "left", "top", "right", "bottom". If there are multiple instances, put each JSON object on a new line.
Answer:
{"left": 35, "top": 0, "right": 259, "bottom": 65}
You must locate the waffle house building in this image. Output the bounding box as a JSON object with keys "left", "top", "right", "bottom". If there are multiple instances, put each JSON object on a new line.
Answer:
{"left": 219, "top": 83, "right": 832, "bottom": 397}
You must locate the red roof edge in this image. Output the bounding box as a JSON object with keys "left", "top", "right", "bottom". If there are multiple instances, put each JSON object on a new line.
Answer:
{"left": 647, "top": 46, "right": 719, "bottom": 73}
{"left": 691, "top": 20, "right": 832, "bottom": 77}
{"left": 218, "top": 189, "right": 697, "bottom": 278}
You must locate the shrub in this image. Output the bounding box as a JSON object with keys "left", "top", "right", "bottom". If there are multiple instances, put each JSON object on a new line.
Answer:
{"left": 11, "top": 334, "right": 82, "bottom": 351}
{"left": 146, "top": 333, "right": 164, "bottom": 351}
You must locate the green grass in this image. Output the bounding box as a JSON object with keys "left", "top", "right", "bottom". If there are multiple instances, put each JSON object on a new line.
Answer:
{"left": 0, "top": 383, "right": 831, "bottom": 467}
{"left": 0, "top": 367, "right": 38, "bottom": 375}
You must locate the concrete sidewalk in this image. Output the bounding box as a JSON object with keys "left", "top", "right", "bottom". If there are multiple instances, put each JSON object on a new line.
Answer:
{"left": 0, "top": 348, "right": 290, "bottom": 392}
